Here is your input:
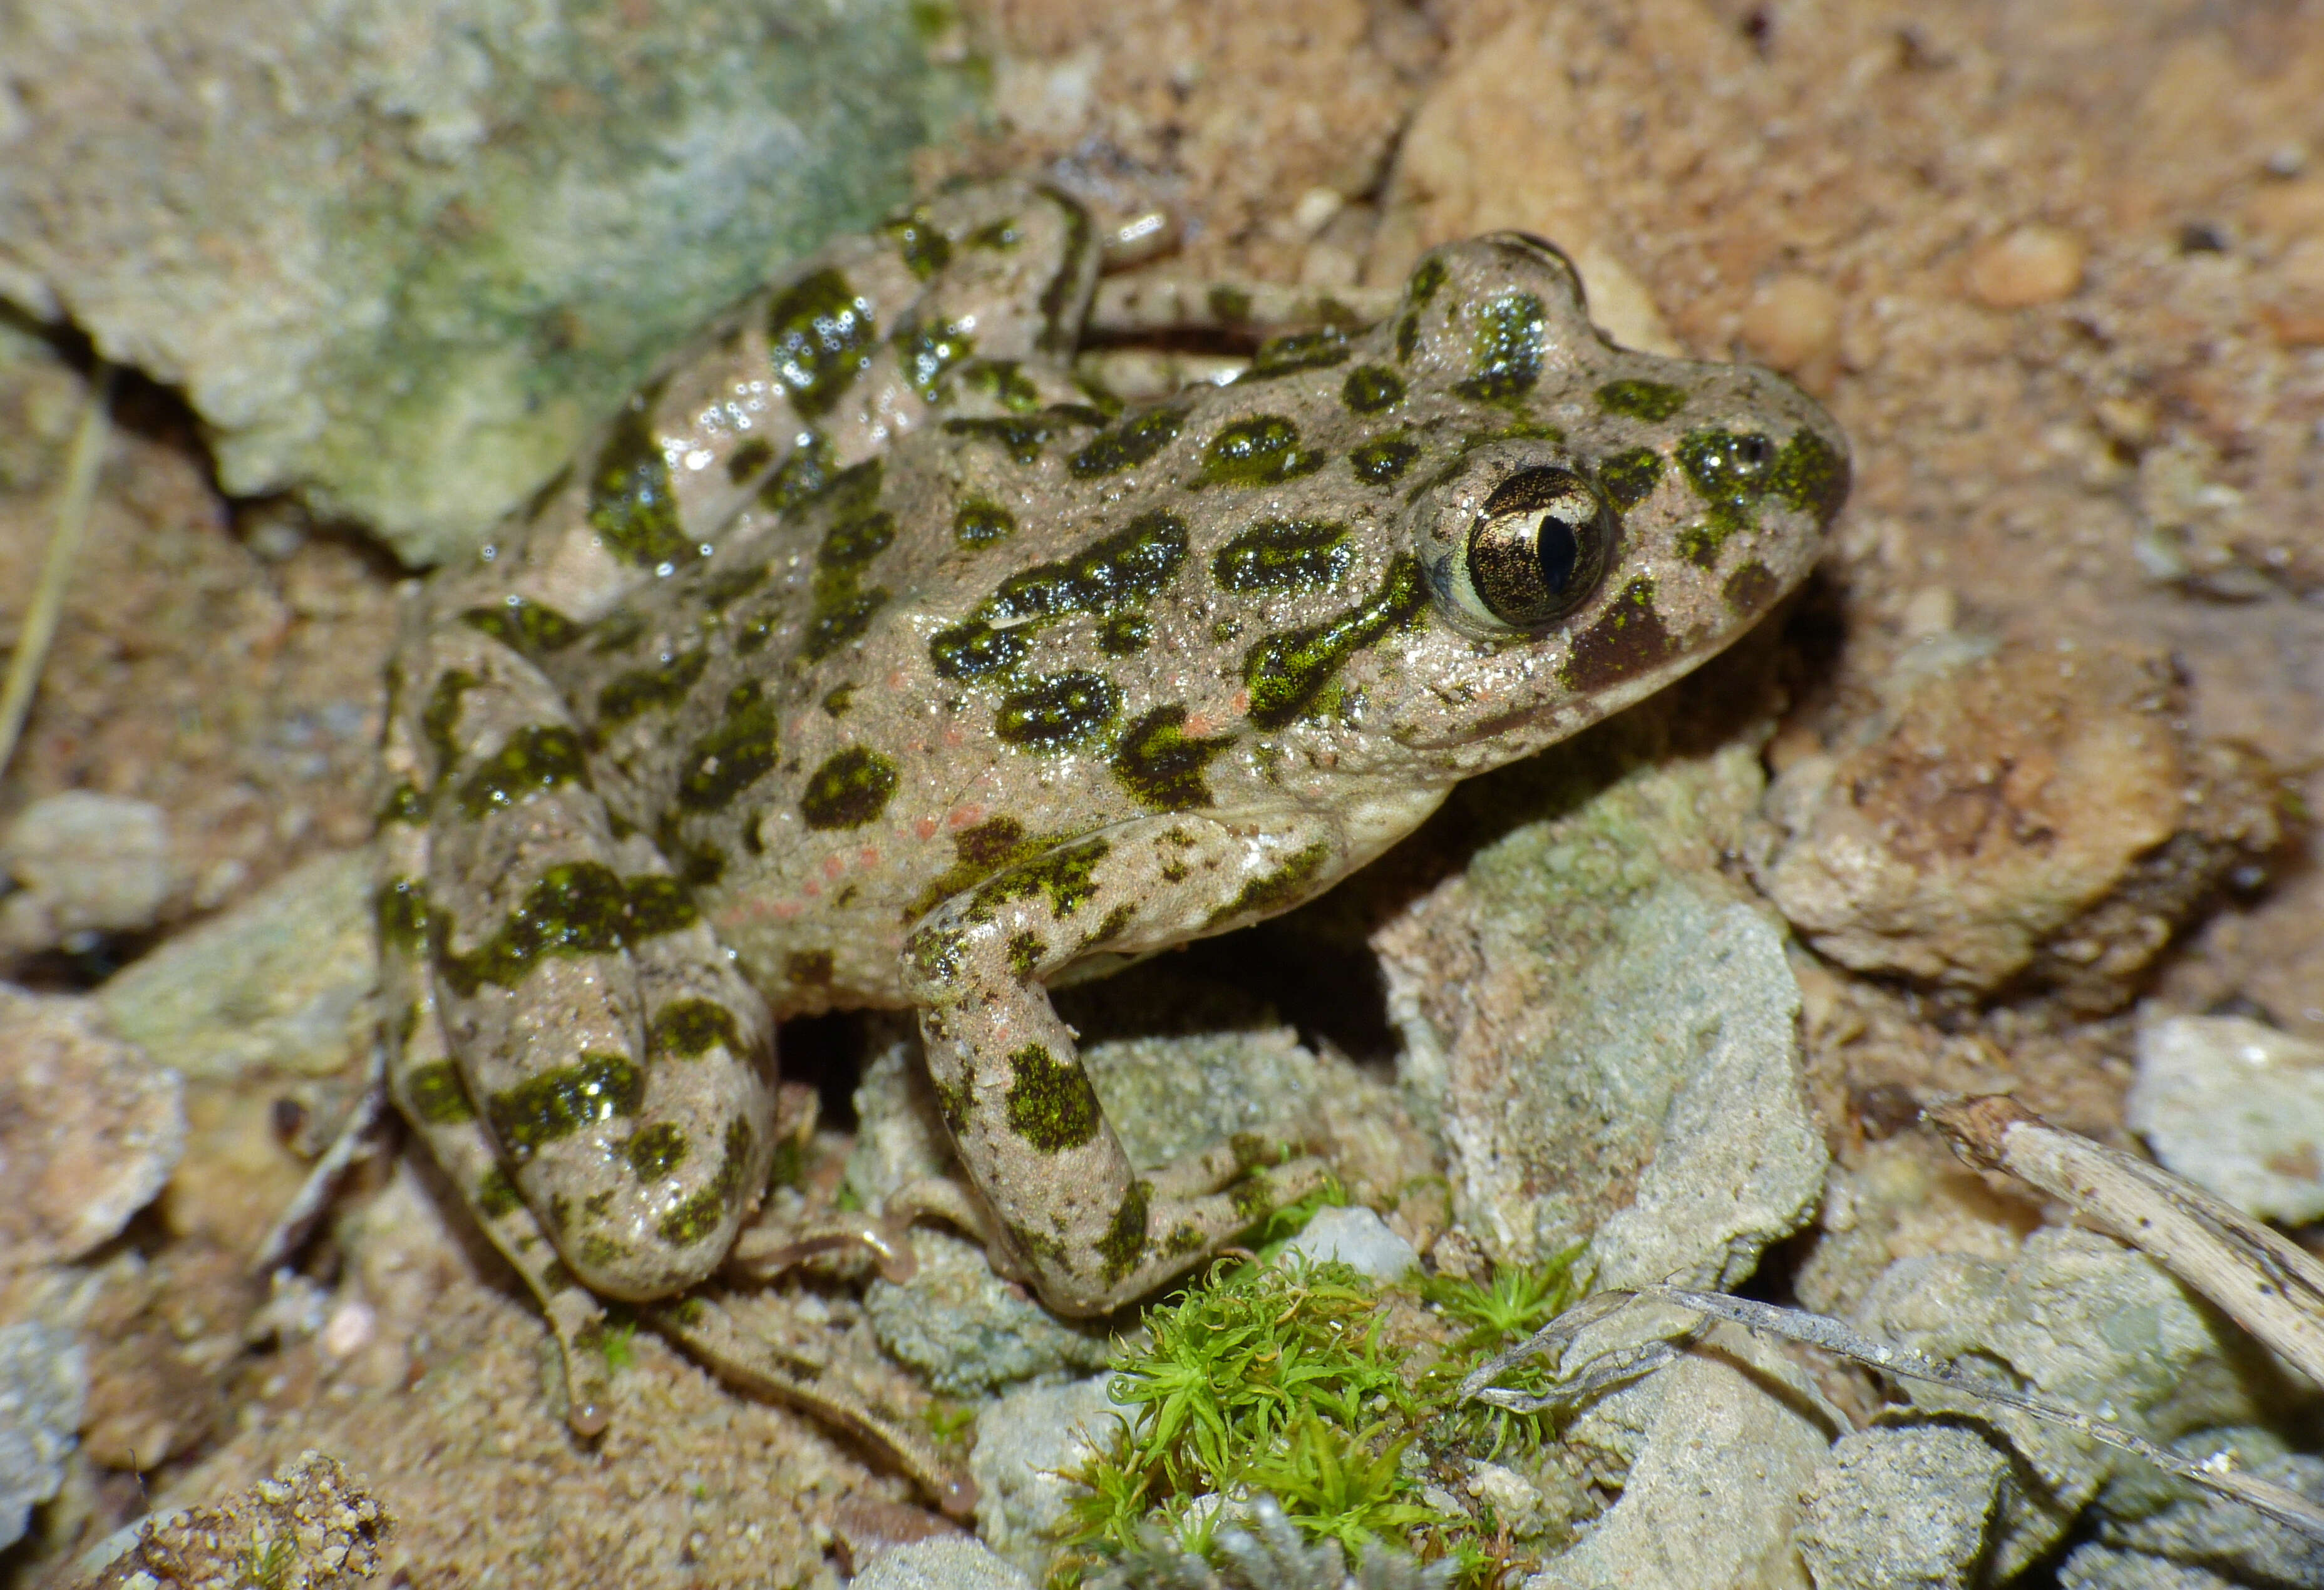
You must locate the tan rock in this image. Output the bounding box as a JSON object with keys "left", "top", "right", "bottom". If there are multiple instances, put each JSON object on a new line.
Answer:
{"left": 1965, "top": 225, "right": 2087, "bottom": 308}
{"left": 1741, "top": 273, "right": 1846, "bottom": 379}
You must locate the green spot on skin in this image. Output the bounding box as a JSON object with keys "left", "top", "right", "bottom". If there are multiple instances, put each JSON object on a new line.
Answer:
{"left": 1453, "top": 291, "right": 1546, "bottom": 403}
{"left": 625, "top": 874, "right": 699, "bottom": 936}
{"left": 1242, "top": 555, "right": 1427, "bottom": 729}
{"left": 436, "top": 862, "right": 677, "bottom": 997}
{"left": 965, "top": 216, "right": 1022, "bottom": 250}
{"left": 1099, "top": 613, "right": 1151, "bottom": 655}
{"left": 404, "top": 1060, "right": 476, "bottom": 1125}
{"left": 676, "top": 687, "right": 782, "bottom": 811}
{"left": 1769, "top": 425, "right": 1849, "bottom": 518}
{"left": 1676, "top": 427, "right": 1776, "bottom": 545}
{"left": 995, "top": 671, "right": 1121, "bottom": 752}
{"left": 1205, "top": 840, "right": 1332, "bottom": 928}
{"left": 1724, "top": 560, "right": 1781, "bottom": 616}
{"left": 724, "top": 436, "right": 774, "bottom": 484}
{"left": 461, "top": 597, "right": 584, "bottom": 654}
{"left": 954, "top": 360, "right": 1045, "bottom": 414}
{"left": 589, "top": 386, "right": 692, "bottom": 568}
{"left": 1406, "top": 256, "right": 1448, "bottom": 307}
{"left": 1093, "top": 901, "right": 1134, "bottom": 945}
{"left": 475, "top": 1164, "right": 521, "bottom": 1219}
{"left": 1598, "top": 446, "right": 1665, "bottom": 510}
{"left": 908, "top": 816, "right": 1046, "bottom": 917}
{"left": 908, "top": 923, "right": 967, "bottom": 981}
{"left": 970, "top": 836, "right": 1111, "bottom": 921}
{"left": 767, "top": 269, "right": 876, "bottom": 420}
{"left": 786, "top": 948, "right": 835, "bottom": 988}
{"left": 1002, "top": 1044, "right": 1103, "bottom": 1151}
{"left": 597, "top": 649, "right": 707, "bottom": 729}
{"left": 1068, "top": 407, "right": 1187, "bottom": 478}
{"left": 1560, "top": 575, "right": 1677, "bottom": 694}
{"left": 1237, "top": 327, "right": 1349, "bottom": 381}
{"left": 954, "top": 499, "right": 1017, "bottom": 548}
{"left": 1350, "top": 438, "right": 1421, "bottom": 486}
{"left": 375, "top": 878, "right": 431, "bottom": 955}
{"left": 933, "top": 513, "right": 1188, "bottom": 679}
{"left": 652, "top": 998, "right": 743, "bottom": 1060}
{"left": 1112, "top": 705, "right": 1235, "bottom": 812}
{"left": 895, "top": 315, "right": 975, "bottom": 398}
{"left": 928, "top": 618, "right": 1029, "bottom": 680}
{"left": 1211, "top": 519, "right": 1352, "bottom": 593}
{"left": 1207, "top": 284, "right": 1253, "bottom": 324}
{"left": 1098, "top": 1179, "right": 1151, "bottom": 1285}
{"left": 880, "top": 207, "right": 952, "bottom": 280}
{"left": 590, "top": 609, "right": 649, "bottom": 655}
{"left": 421, "top": 669, "right": 477, "bottom": 769}
{"left": 457, "top": 724, "right": 591, "bottom": 818}
{"left": 1394, "top": 311, "right": 1421, "bottom": 363}
{"left": 1595, "top": 379, "right": 1690, "bottom": 421}
{"left": 757, "top": 431, "right": 835, "bottom": 513}
{"left": 821, "top": 682, "right": 856, "bottom": 717}
{"left": 1036, "top": 195, "right": 1094, "bottom": 357}
{"left": 800, "top": 746, "right": 901, "bottom": 830}
{"left": 653, "top": 809, "right": 725, "bottom": 890}
{"left": 378, "top": 782, "right": 428, "bottom": 826}
{"left": 699, "top": 563, "right": 768, "bottom": 613}
{"left": 802, "top": 505, "right": 897, "bottom": 664}
{"left": 655, "top": 1117, "right": 757, "bottom": 1247}
{"left": 1198, "top": 416, "right": 1326, "bottom": 488}
{"left": 1677, "top": 522, "right": 1728, "bottom": 568}
{"left": 1005, "top": 931, "right": 1046, "bottom": 981}
{"left": 626, "top": 1122, "right": 691, "bottom": 1180}
{"left": 1340, "top": 364, "right": 1406, "bottom": 414}
{"left": 942, "top": 415, "right": 1057, "bottom": 464}
{"left": 486, "top": 1052, "right": 644, "bottom": 1159}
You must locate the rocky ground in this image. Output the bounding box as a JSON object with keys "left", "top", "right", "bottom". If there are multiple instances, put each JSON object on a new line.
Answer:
{"left": 3, "top": 0, "right": 2323, "bottom": 1586}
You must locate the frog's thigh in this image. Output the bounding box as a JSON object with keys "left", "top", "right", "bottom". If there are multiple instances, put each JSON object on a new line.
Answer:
{"left": 899, "top": 814, "right": 1339, "bottom": 1316}
{"left": 409, "top": 622, "right": 773, "bottom": 1302}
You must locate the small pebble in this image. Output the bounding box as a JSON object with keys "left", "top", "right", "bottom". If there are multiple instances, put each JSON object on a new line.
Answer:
{"left": 320, "top": 1301, "right": 376, "bottom": 1359}
{"left": 1965, "top": 224, "right": 2087, "bottom": 308}
{"left": 0, "top": 792, "right": 174, "bottom": 954}
{"left": 1740, "top": 272, "right": 1844, "bottom": 374}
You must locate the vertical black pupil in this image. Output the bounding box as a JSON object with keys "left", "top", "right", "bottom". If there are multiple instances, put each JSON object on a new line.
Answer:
{"left": 1536, "top": 513, "right": 1580, "bottom": 595}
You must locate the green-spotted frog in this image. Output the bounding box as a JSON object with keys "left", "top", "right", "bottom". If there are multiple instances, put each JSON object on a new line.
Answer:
{"left": 376, "top": 178, "right": 1846, "bottom": 1501}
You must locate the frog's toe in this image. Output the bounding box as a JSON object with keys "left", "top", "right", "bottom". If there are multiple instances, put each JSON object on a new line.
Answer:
{"left": 1143, "top": 1129, "right": 1318, "bottom": 1200}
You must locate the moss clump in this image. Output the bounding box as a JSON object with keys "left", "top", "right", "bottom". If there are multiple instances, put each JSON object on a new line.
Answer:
{"left": 1049, "top": 1243, "right": 1589, "bottom": 1587}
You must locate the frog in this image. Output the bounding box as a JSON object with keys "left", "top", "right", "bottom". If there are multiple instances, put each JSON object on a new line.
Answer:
{"left": 374, "top": 176, "right": 1848, "bottom": 1510}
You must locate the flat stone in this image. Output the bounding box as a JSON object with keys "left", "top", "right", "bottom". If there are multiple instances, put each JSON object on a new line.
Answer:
{"left": 848, "top": 1537, "right": 1036, "bottom": 1590}
{"left": 2127, "top": 1013, "right": 2324, "bottom": 1223}
{"left": 861, "top": 1231, "right": 1112, "bottom": 1398}
{"left": 0, "top": 792, "right": 173, "bottom": 954}
{"left": 0, "top": 987, "right": 185, "bottom": 1268}
{"left": 1275, "top": 1205, "right": 1417, "bottom": 1281}
{"left": 0, "top": 1320, "right": 86, "bottom": 1552}
{"left": 0, "top": 0, "right": 977, "bottom": 565}
{"left": 970, "top": 1373, "right": 1126, "bottom": 1576}
{"left": 1794, "top": 1425, "right": 2011, "bottom": 1590}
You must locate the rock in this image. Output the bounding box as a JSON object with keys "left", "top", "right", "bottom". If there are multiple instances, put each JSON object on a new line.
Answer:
{"left": 1853, "top": 1228, "right": 2291, "bottom": 1579}
{"left": 1794, "top": 1425, "right": 2012, "bottom": 1590}
{"left": 862, "top": 1231, "right": 1113, "bottom": 1398}
{"left": 828, "top": 1496, "right": 967, "bottom": 1578}
{"left": 0, "top": 792, "right": 173, "bottom": 955}
{"left": 1523, "top": 1320, "right": 1839, "bottom": 1590}
{"left": 1275, "top": 1206, "right": 1416, "bottom": 1281}
{"left": 848, "top": 1537, "right": 1036, "bottom": 1590}
{"left": 970, "top": 1373, "right": 1126, "bottom": 1576}
{"left": 0, "top": 1320, "right": 86, "bottom": 1552}
{"left": 1752, "top": 637, "right": 2279, "bottom": 1009}
{"left": 1965, "top": 225, "right": 2088, "bottom": 308}
{"left": 99, "top": 848, "right": 376, "bottom": 1084}
{"left": 72, "top": 1449, "right": 389, "bottom": 1590}
{"left": 2060, "top": 1442, "right": 2324, "bottom": 1589}
{"left": 1372, "top": 706, "right": 1826, "bottom": 1287}
{"left": 1740, "top": 274, "right": 1846, "bottom": 386}
{"left": 0, "top": 988, "right": 185, "bottom": 1268}
{"left": 2127, "top": 1013, "right": 2324, "bottom": 1223}
{"left": 1792, "top": 1131, "right": 2044, "bottom": 1320}
{"left": 0, "top": 0, "right": 977, "bottom": 565}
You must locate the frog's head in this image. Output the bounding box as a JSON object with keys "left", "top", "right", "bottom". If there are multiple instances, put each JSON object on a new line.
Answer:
{"left": 1369, "top": 233, "right": 1848, "bottom": 769}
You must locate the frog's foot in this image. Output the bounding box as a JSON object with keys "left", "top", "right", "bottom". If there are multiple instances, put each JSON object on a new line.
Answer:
{"left": 901, "top": 811, "right": 1358, "bottom": 1316}
{"left": 727, "top": 1213, "right": 919, "bottom": 1286}
{"left": 644, "top": 1295, "right": 977, "bottom": 1521}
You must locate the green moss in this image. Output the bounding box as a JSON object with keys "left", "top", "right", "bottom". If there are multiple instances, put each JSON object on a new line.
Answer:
{"left": 1340, "top": 364, "right": 1406, "bottom": 414}
{"left": 461, "top": 597, "right": 584, "bottom": 654}
{"left": 403, "top": 1060, "right": 477, "bottom": 1125}
{"left": 597, "top": 649, "right": 708, "bottom": 728}
{"left": 1452, "top": 292, "right": 1546, "bottom": 403}
{"left": 1211, "top": 518, "right": 1352, "bottom": 593}
{"left": 1597, "top": 446, "right": 1664, "bottom": 510}
{"left": 1203, "top": 840, "right": 1331, "bottom": 928}
{"left": 1241, "top": 556, "right": 1426, "bottom": 729}
{"left": 1068, "top": 407, "right": 1188, "bottom": 478}
{"left": 800, "top": 746, "right": 901, "bottom": 829}
{"left": 995, "top": 671, "right": 1120, "bottom": 752}
{"left": 1001, "top": 1043, "right": 1104, "bottom": 1151}
{"left": 954, "top": 498, "right": 1016, "bottom": 547}
{"left": 1112, "top": 705, "right": 1235, "bottom": 811}
{"left": 766, "top": 268, "right": 876, "bottom": 420}
{"left": 486, "top": 1052, "right": 644, "bottom": 1159}
{"left": 1594, "top": 378, "right": 1689, "bottom": 421}
{"left": 1196, "top": 415, "right": 1325, "bottom": 488}
{"left": 589, "top": 384, "right": 692, "bottom": 568}
{"left": 456, "top": 724, "right": 591, "bottom": 818}
{"left": 1350, "top": 437, "right": 1421, "bottom": 486}
{"left": 626, "top": 1121, "right": 691, "bottom": 1179}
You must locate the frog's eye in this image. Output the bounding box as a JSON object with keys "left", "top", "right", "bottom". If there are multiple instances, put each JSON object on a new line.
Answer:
{"left": 1459, "top": 466, "right": 1611, "bottom": 630}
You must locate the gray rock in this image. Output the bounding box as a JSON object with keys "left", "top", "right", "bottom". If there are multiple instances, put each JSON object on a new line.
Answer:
{"left": 970, "top": 1373, "right": 1127, "bottom": 1575}
{"left": 2127, "top": 1014, "right": 2324, "bottom": 1223}
{"left": 0, "top": 0, "right": 978, "bottom": 565}
{"left": 863, "top": 1231, "right": 1113, "bottom": 1398}
{"left": 848, "top": 1537, "right": 1036, "bottom": 1590}
{"left": 1370, "top": 716, "right": 1826, "bottom": 1286}
{"left": 99, "top": 847, "right": 376, "bottom": 1082}
{"left": 0, "top": 988, "right": 185, "bottom": 1267}
{"left": 1523, "top": 1318, "right": 1841, "bottom": 1590}
{"left": 1853, "top": 1229, "right": 2290, "bottom": 1579}
{"left": 1794, "top": 1425, "right": 2010, "bottom": 1590}
{"left": 2064, "top": 1439, "right": 2324, "bottom": 1590}
{"left": 1275, "top": 1205, "right": 1417, "bottom": 1281}
{"left": 0, "top": 1320, "right": 88, "bottom": 1552}
{"left": 0, "top": 792, "right": 173, "bottom": 953}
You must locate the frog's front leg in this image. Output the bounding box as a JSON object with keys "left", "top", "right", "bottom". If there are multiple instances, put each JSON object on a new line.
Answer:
{"left": 898, "top": 816, "right": 1342, "bottom": 1315}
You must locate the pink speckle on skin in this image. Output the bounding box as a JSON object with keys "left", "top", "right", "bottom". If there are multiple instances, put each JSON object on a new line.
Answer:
{"left": 947, "top": 803, "right": 985, "bottom": 829}
{"left": 858, "top": 848, "right": 879, "bottom": 868}
{"left": 773, "top": 901, "right": 803, "bottom": 921}
{"left": 915, "top": 816, "right": 940, "bottom": 840}
{"left": 942, "top": 726, "right": 965, "bottom": 747}
{"left": 803, "top": 880, "right": 823, "bottom": 898}
{"left": 821, "top": 854, "right": 846, "bottom": 880}
{"left": 1229, "top": 690, "right": 1250, "bottom": 716}
{"left": 887, "top": 669, "right": 908, "bottom": 689}
{"left": 1185, "top": 711, "right": 1216, "bottom": 736}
